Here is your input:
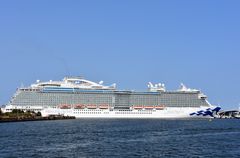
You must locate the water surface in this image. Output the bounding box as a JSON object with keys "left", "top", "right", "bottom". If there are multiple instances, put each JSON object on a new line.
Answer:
{"left": 0, "top": 119, "right": 239, "bottom": 158}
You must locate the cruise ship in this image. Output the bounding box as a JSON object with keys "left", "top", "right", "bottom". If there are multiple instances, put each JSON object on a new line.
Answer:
{"left": 3, "top": 76, "right": 221, "bottom": 118}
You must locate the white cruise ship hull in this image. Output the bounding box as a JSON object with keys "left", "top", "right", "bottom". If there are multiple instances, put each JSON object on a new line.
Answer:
{"left": 41, "top": 106, "right": 219, "bottom": 119}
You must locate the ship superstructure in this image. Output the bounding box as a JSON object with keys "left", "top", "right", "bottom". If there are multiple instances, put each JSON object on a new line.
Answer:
{"left": 4, "top": 76, "right": 220, "bottom": 118}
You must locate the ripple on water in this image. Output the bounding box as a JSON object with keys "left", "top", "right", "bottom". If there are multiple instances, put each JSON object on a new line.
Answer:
{"left": 0, "top": 119, "right": 239, "bottom": 158}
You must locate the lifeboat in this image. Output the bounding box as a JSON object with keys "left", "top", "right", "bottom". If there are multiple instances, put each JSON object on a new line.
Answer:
{"left": 87, "top": 104, "right": 97, "bottom": 109}
{"left": 155, "top": 105, "right": 165, "bottom": 110}
{"left": 133, "top": 105, "right": 143, "bottom": 109}
{"left": 74, "top": 104, "right": 85, "bottom": 109}
{"left": 59, "top": 104, "right": 71, "bottom": 109}
{"left": 144, "top": 106, "right": 154, "bottom": 109}
{"left": 99, "top": 104, "right": 109, "bottom": 109}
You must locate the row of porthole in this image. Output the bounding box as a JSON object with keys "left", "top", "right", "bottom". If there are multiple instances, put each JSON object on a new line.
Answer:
{"left": 74, "top": 109, "right": 103, "bottom": 111}
{"left": 115, "top": 112, "right": 152, "bottom": 114}
{"left": 74, "top": 112, "right": 102, "bottom": 114}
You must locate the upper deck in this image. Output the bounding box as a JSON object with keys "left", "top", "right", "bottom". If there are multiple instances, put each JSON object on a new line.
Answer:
{"left": 30, "top": 76, "right": 117, "bottom": 90}
{"left": 19, "top": 76, "right": 203, "bottom": 94}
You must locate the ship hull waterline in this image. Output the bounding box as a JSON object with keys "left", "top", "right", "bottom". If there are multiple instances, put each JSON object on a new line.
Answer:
{"left": 41, "top": 107, "right": 216, "bottom": 119}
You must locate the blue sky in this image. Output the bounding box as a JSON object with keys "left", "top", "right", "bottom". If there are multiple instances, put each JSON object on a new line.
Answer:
{"left": 0, "top": 0, "right": 240, "bottom": 109}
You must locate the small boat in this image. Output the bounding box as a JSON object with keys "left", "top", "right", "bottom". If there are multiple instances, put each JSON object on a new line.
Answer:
{"left": 144, "top": 106, "right": 154, "bottom": 109}
{"left": 133, "top": 105, "right": 143, "bottom": 109}
{"left": 87, "top": 104, "right": 97, "bottom": 109}
{"left": 59, "top": 104, "right": 71, "bottom": 109}
{"left": 155, "top": 105, "right": 165, "bottom": 110}
{"left": 99, "top": 105, "right": 109, "bottom": 109}
{"left": 74, "top": 104, "right": 85, "bottom": 109}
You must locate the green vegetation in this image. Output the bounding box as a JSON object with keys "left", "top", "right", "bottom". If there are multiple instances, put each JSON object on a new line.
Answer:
{"left": 0, "top": 109, "right": 42, "bottom": 119}
{"left": 12, "top": 109, "right": 24, "bottom": 114}
{"left": 0, "top": 109, "right": 74, "bottom": 122}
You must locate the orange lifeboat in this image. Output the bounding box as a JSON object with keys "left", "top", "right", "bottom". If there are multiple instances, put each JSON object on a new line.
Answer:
{"left": 155, "top": 105, "right": 165, "bottom": 110}
{"left": 87, "top": 104, "right": 97, "bottom": 109}
{"left": 59, "top": 104, "right": 71, "bottom": 109}
{"left": 144, "top": 106, "right": 154, "bottom": 109}
{"left": 74, "top": 104, "right": 85, "bottom": 109}
{"left": 133, "top": 105, "right": 143, "bottom": 109}
{"left": 99, "top": 104, "right": 109, "bottom": 109}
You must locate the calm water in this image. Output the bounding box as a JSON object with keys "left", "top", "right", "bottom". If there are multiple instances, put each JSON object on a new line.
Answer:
{"left": 0, "top": 119, "right": 239, "bottom": 158}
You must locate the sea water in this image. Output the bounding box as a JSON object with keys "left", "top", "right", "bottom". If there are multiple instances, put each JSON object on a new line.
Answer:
{"left": 0, "top": 119, "right": 239, "bottom": 158}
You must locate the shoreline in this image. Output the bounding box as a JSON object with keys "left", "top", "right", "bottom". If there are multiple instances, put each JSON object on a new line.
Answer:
{"left": 0, "top": 115, "right": 75, "bottom": 123}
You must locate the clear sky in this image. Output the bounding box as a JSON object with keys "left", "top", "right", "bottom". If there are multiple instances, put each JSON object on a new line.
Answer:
{"left": 0, "top": 0, "right": 240, "bottom": 109}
